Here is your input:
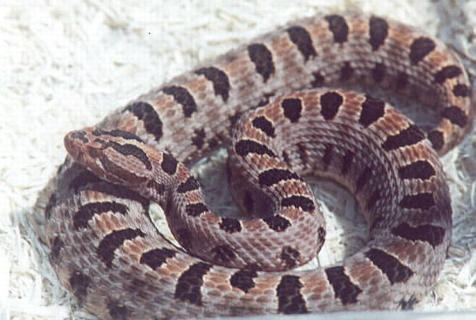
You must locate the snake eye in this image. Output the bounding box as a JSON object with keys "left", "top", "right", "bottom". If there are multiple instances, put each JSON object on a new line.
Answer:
{"left": 70, "top": 130, "right": 89, "bottom": 143}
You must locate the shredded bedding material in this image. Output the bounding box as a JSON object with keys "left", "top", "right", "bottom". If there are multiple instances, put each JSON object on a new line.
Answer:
{"left": 1, "top": 0, "right": 475, "bottom": 319}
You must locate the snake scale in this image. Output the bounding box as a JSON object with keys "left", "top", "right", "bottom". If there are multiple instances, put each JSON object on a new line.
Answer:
{"left": 44, "top": 12, "right": 474, "bottom": 319}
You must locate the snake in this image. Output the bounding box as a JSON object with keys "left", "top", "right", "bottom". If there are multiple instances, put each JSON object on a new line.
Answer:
{"left": 44, "top": 12, "right": 474, "bottom": 320}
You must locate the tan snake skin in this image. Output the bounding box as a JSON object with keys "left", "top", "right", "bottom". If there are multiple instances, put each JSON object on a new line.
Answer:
{"left": 45, "top": 12, "right": 474, "bottom": 319}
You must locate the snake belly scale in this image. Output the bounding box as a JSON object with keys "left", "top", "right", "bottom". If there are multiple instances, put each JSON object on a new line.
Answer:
{"left": 44, "top": 12, "right": 474, "bottom": 319}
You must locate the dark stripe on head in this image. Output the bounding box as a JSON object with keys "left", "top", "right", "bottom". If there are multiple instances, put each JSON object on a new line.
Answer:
{"left": 97, "top": 228, "right": 145, "bottom": 268}
{"left": 311, "top": 71, "right": 325, "bottom": 87}
{"left": 369, "top": 16, "right": 388, "bottom": 51}
{"left": 174, "top": 262, "right": 212, "bottom": 306}
{"left": 392, "top": 223, "right": 445, "bottom": 248}
{"left": 398, "top": 160, "right": 435, "bottom": 180}
{"left": 195, "top": 67, "right": 230, "bottom": 102}
{"left": 434, "top": 65, "right": 462, "bottom": 84}
{"left": 162, "top": 86, "right": 197, "bottom": 118}
{"left": 399, "top": 193, "right": 435, "bottom": 210}
{"left": 109, "top": 142, "right": 152, "bottom": 170}
{"left": 185, "top": 203, "right": 208, "bottom": 217}
{"left": 140, "top": 247, "right": 177, "bottom": 270}
{"left": 372, "top": 63, "right": 385, "bottom": 82}
{"left": 427, "top": 130, "right": 444, "bottom": 151}
{"left": 359, "top": 94, "right": 385, "bottom": 127}
{"left": 281, "top": 246, "right": 300, "bottom": 268}
{"left": 341, "top": 150, "right": 354, "bottom": 175}
{"left": 356, "top": 167, "right": 372, "bottom": 190}
{"left": 381, "top": 125, "right": 425, "bottom": 151}
{"left": 453, "top": 83, "right": 470, "bottom": 97}
{"left": 100, "top": 154, "right": 147, "bottom": 185}
{"left": 258, "top": 168, "right": 300, "bottom": 187}
{"left": 73, "top": 201, "right": 128, "bottom": 230}
{"left": 277, "top": 275, "right": 308, "bottom": 314}
{"left": 282, "top": 98, "right": 302, "bottom": 123}
{"left": 325, "top": 15, "right": 348, "bottom": 43}
{"left": 252, "top": 116, "right": 276, "bottom": 137}
{"left": 263, "top": 215, "right": 291, "bottom": 232}
{"left": 320, "top": 91, "right": 343, "bottom": 120}
{"left": 441, "top": 106, "right": 468, "bottom": 127}
{"left": 70, "top": 130, "right": 88, "bottom": 143}
{"left": 69, "top": 271, "right": 91, "bottom": 304}
{"left": 409, "top": 37, "right": 436, "bottom": 65}
{"left": 248, "top": 43, "right": 275, "bottom": 82}
{"left": 235, "top": 139, "right": 276, "bottom": 157}
{"left": 340, "top": 61, "right": 353, "bottom": 81}
{"left": 191, "top": 128, "right": 206, "bottom": 149}
{"left": 177, "top": 176, "right": 200, "bottom": 193}
{"left": 365, "top": 248, "right": 414, "bottom": 284}
{"left": 123, "top": 101, "right": 162, "bottom": 141}
{"left": 287, "top": 26, "right": 317, "bottom": 61}
{"left": 230, "top": 269, "right": 257, "bottom": 293}
{"left": 325, "top": 266, "right": 362, "bottom": 305}
{"left": 281, "top": 195, "right": 315, "bottom": 212}
{"left": 211, "top": 245, "right": 236, "bottom": 263}
{"left": 161, "top": 153, "right": 178, "bottom": 175}
{"left": 219, "top": 218, "right": 242, "bottom": 233}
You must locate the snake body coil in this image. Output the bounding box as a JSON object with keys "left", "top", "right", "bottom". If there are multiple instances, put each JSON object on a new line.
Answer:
{"left": 45, "top": 13, "right": 473, "bottom": 319}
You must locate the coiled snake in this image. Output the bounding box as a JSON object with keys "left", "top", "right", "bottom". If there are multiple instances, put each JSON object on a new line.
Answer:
{"left": 44, "top": 12, "right": 474, "bottom": 319}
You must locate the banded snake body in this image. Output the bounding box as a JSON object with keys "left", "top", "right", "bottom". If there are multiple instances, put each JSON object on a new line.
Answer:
{"left": 45, "top": 12, "right": 474, "bottom": 319}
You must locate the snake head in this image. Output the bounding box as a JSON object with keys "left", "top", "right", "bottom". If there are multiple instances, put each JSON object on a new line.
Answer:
{"left": 64, "top": 127, "right": 161, "bottom": 188}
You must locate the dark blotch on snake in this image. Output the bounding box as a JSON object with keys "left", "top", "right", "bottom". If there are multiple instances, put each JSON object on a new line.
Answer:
{"left": 325, "top": 266, "right": 362, "bottom": 305}
{"left": 282, "top": 98, "right": 302, "bottom": 123}
{"left": 97, "top": 228, "right": 145, "bottom": 268}
{"left": 248, "top": 43, "right": 275, "bottom": 82}
{"left": 409, "top": 37, "right": 436, "bottom": 65}
{"left": 398, "top": 160, "right": 435, "bottom": 180}
{"left": 219, "top": 218, "right": 242, "bottom": 233}
{"left": 287, "top": 26, "right": 317, "bottom": 61}
{"left": 252, "top": 116, "right": 276, "bottom": 137}
{"left": 174, "top": 262, "right": 212, "bottom": 306}
{"left": 399, "top": 192, "right": 435, "bottom": 210}
{"left": 392, "top": 223, "right": 445, "bottom": 248}
{"left": 230, "top": 269, "right": 258, "bottom": 293}
{"left": 365, "top": 248, "right": 414, "bottom": 284}
{"left": 162, "top": 85, "right": 198, "bottom": 118}
{"left": 73, "top": 201, "right": 128, "bottom": 230}
{"left": 140, "top": 248, "right": 177, "bottom": 270}
{"left": 277, "top": 275, "right": 308, "bottom": 314}
{"left": 325, "top": 14, "right": 349, "bottom": 43}
{"left": 195, "top": 66, "right": 230, "bottom": 102}
{"left": 434, "top": 65, "right": 462, "bottom": 84}
{"left": 123, "top": 101, "right": 163, "bottom": 141}
{"left": 320, "top": 91, "right": 343, "bottom": 120}
{"left": 369, "top": 16, "right": 388, "bottom": 51}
